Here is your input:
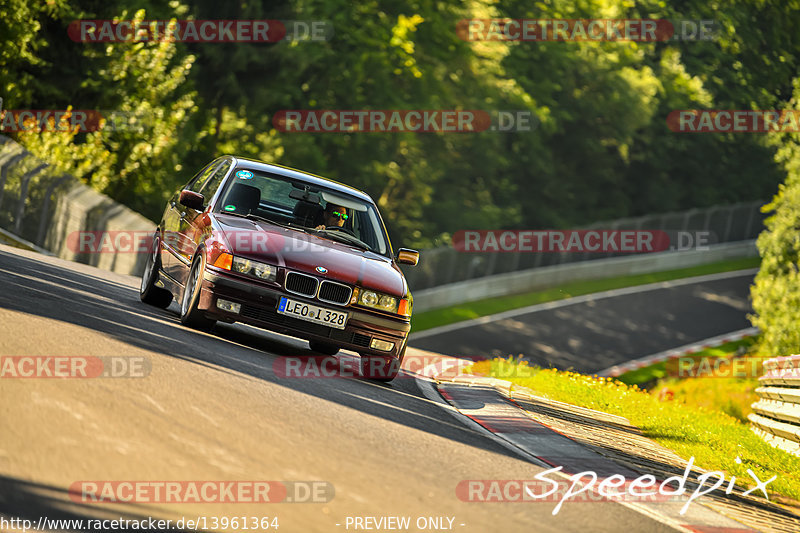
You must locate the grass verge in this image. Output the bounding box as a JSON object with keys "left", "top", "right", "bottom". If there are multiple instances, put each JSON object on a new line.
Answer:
{"left": 412, "top": 256, "right": 760, "bottom": 332}
{"left": 617, "top": 337, "right": 765, "bottom": 423}
{"left": 469, "top": 357, "right": 800, "bottom": 502}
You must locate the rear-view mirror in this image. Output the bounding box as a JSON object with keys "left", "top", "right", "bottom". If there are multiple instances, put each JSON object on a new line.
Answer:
{"left": 289, "top": 188, "right": 321, "bottom": 204}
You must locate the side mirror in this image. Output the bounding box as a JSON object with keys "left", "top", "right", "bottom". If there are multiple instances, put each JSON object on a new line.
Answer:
{"left": 179, "top": 189, "right": 205, "bottom": 211}
{"left": 396, "top": 248, "right": 419, "bottom": 266}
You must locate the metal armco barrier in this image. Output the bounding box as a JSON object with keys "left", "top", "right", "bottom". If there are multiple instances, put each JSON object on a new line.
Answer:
{"left": 749, "top": 355, "right": 800, "bottom": 456}
{"left": 0, "top": 135, "right": 153, "bottom": 276}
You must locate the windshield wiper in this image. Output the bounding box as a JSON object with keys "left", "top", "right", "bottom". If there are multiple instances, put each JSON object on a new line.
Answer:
{"left": 241, "top": 213, "right": 308, "bottom": 233}
{"left": 315, "top": 228, "right": 373, "bottom": 252}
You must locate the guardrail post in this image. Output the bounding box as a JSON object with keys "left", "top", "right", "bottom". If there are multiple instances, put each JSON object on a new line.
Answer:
{"left": 13, "top": 163, "right": 48, "bottom": 235}
{"left": 722, "top": 205, "right": 735, "bottom": 242}
{"left": 0, "top": 152, "right": 26, "bottom": 209}
{"left": 743, "top": 204, "right": 758, "bottom": 240}
{"left": 484, "top": 249, "right": 498, "bottom": 277}
{"left": 702, "top": 206, "right": 719, "bottom": 236}
{"left": 36, "top": 174, "right": 73, "bottom": 247}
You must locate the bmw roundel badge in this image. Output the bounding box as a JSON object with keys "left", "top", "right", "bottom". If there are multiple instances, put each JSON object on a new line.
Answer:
{"left": 315, "top": 266, "right": 328, "bottom": 274}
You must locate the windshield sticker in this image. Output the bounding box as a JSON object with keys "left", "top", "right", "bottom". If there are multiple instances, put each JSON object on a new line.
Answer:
{"left": 236, "top": 170, "right": 253, "bottom": 179}
{"left": 224, "top": 205, "right": 236, "bottom": 212}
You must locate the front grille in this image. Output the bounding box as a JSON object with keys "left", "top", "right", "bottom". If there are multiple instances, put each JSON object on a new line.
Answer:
{"left": 318, "top": 280, "right": 352, "bottom": 305}
{"left": 352, "top": 333, "right": 371, "bottom": 347}
{"left": 285, "top": 272, "right": 318, "bottom": 297}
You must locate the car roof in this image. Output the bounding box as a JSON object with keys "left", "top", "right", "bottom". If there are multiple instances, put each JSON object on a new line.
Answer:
{"left": 228, "top": 156, "right": 375, "bottom": 204}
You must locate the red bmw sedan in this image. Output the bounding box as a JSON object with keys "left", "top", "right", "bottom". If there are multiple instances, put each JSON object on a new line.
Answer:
{"left": 140, "top": 156, "right": 419, "bottom": 381}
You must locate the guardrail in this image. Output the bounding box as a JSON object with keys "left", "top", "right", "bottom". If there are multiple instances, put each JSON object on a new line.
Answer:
{"left": 0, "top": 135, "right": 153, "bottom": 275}
{"left": 412, "top": 240, "right": 758, "bottom": 313}
{"left": 749, "top": 355, "right": 800, "bottom": 456}
{"left": 402, "top": 201, "right": 766, "bottom": 291}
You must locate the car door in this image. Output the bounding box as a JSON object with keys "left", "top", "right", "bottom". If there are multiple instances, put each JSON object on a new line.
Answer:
{"left": 162, "top": 161, "right": 219, "bottom": 282}
{"left": 174, "top": 159, "right": 233, "bottom": 286}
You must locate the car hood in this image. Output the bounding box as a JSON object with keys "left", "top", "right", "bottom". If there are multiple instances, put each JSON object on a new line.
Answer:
{"left": 213, "top": 214, "right": 406, "bottom": 296}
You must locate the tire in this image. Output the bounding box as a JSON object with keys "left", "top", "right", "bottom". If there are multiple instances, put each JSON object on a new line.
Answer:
{"left": 309, "top": 341, "right": 340, "bottom": 356}
{"left": 180, "top": 254, "right": 216, "bottom": 330}
{"left": 140, "top": 233, "right": 173, "bottom": 309}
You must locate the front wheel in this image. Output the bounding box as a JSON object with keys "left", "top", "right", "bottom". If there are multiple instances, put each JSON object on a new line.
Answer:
{"left": 180, "top": 254, "right": 216, "bottom": 330}
{"left": 140, "top": 233, "right": 173, "bottom": 309}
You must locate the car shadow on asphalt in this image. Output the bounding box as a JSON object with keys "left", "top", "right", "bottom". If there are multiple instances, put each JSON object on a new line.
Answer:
{"left": 0, "top": 475, "right": 198, "bottom": 532}
{"left": 0, "top": 248, "right": 526, "bottom": 463}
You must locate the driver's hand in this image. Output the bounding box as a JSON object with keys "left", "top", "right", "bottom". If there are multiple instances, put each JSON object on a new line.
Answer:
{"left": 315, "top": 224, "right": 325, "bottom": 230}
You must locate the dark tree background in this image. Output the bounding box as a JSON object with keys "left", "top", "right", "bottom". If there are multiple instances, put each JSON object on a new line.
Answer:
{"left": 1, "top": 0, "right": 797, "bottom": 249}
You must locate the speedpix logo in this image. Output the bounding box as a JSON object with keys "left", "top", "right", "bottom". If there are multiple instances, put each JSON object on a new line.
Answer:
{"left": 458, "top": 457, "right": 776, "bottom": 516}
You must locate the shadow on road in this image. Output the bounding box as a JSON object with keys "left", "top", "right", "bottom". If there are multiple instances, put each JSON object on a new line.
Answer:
{"left": 0, "top": 475, "right": 197, "bottom": 532}
{"left": 0, "top": 247, "right": 524, "bottom": 462}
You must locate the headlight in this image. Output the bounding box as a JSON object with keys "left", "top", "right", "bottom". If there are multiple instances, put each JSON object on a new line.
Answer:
{"left": 357, "top": 289, "right": 398, "bottom": 313}
{"left": 232, "top": 256, "right": 277, "bottom": 281}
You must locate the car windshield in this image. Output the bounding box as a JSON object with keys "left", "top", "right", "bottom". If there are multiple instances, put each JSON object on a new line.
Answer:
{"left": 215, "top": 168, "right": 390, "bottom": 256}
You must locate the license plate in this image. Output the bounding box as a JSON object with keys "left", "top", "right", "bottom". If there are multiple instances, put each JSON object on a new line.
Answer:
{"left": 277, "top": 297, "right": 348, "bottom": 330}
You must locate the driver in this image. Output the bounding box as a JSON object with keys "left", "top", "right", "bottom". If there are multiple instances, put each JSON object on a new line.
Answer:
{"left": 316, "top": 204, "right": 348, "bottom": 229}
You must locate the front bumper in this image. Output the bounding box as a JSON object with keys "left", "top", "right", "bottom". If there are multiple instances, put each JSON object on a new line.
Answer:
{"left": 197, "top": 269, "right": 410, "bottom": 358}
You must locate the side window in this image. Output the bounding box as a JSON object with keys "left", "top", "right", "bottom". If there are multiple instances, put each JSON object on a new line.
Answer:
{"left": 199, "top": 161, "right": 232, "bottom": 200}
{"left": 188, "top": 162, "right": 220, "bottom": 193}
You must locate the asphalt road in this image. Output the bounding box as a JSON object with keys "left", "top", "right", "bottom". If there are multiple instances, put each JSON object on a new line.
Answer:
{"left": 410, "top": 271, "right": 755, "bottom": 374}
{"left": 0, "top": 244, "right": 677, "bottom": 532}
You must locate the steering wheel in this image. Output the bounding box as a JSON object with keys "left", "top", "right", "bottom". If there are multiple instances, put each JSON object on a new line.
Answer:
{"left": 324, "top": 225, "right": 357, "bottom": 237}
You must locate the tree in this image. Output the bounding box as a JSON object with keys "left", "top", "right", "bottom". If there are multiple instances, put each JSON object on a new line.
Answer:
{"left": 13, "top": 5, "right": 199, "bottom": 221}
{"left": 750, "top": 77, "right": 800, "bottom": 356}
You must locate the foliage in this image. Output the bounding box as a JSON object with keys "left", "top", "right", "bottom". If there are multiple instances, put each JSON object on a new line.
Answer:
{"left": 2, "top": 0, "right": 799, "bottom": 248}
{"left": 750, "top": 78, "right": 800, "bottom": 356}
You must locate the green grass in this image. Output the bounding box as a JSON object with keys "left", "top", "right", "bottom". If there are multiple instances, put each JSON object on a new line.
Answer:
{"left": 412, "top": 256, "right": 760, "bottom": 332}
{"left": 617, "top": 337, "right": 756, "bottom": 387}
{"left": 616, "top": 337, "right": 768, "bottom": 424}
{"left": 470, "top": 358, "right": 800, "bottom": 502}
